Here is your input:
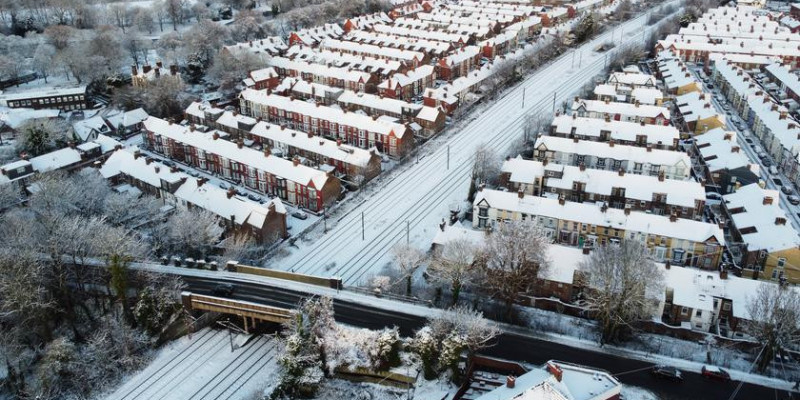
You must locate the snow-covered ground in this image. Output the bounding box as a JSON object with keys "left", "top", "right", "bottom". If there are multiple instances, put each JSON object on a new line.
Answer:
{"left": 105, "top": 328, "right": 281, "bottom": 400}
{"left": 267, "top": 3, "right": 677, "bottom": 286}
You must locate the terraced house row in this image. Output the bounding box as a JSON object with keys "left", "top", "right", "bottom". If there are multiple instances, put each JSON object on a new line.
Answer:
{"left": 141, "top": 116, "right": 341, "bottom": 212}
{"left": 239, "top": 88, "right": 414, "bottom": 158}
{"left": 473, "top": 188, "right": 725, "bottom": 268}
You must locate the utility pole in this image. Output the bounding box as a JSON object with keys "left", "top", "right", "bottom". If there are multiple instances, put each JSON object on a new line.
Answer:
{"left": 446, "top": 145, "right": 450, "bottom": 169}
{"left": 522, "top": 87, "right": 525, "bottom": 108}
{"left": 578, "top": 51, "right": 582, "bottom": 68}
{"left": 571, "top": 50, "right": 575, "bottom": 68}
{"left": 323, "top": 208, "right": 327, "bottom": 233}
{"left": 552, "top": 91, "right": 557, "bottom": 114}
{"left": 406, "top": 220, "right": 410, "bottom": 244}
{"left": 361, "top": 211, "right": 365, "bottom": 240}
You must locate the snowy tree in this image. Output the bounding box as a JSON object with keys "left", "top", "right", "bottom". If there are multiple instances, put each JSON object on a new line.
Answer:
{"left": 102, "top": 191, "right": 163, "bottom": 229}
{"left": 163, "top": 0, "right": 188, "bottom": 31}
{"left": 218, "top": 234, "right": 268, "bottom": 265}
{"left": 472, "top": 143, "right": 501, "bottom": 189}
{"left": 428, "top": 238, "right": 479, "bottom": 305}
{"left": 411, "top": 305, "right": 500, "bottom": 379}
{"left": 390, "top": 243, "right": 426, "bottom": 297}
{"left": 206, "top": 49, "right": 264, "bottom": 94}
{"left": 273, "top": 297, "right": 336, "bottom": 399}
{"left": 167, "top": 207, "right": 224, "bottom": 258}
{"left": 133, "top": 272, "right": 185, "bottom": 334}
{"left": 522, "top": 112, "right": 552, "bottom": 146}
{"left": 132, "top": 6, "right": 155, "bottom": 34}
{"left": 230, "top": 9, "right": 265, "bottom": 42}
{"left": 744, "top": 284, "right": 800, "bottom": 372}
{"left": 580, "top": 241, "right": 664, "bottom": 344}
{"left": 32, "top": 42, "right": 56, "bottom": 83}
{"left": 16, "top": 118, "right": 70, "bottom": 156}
{"left": 44, "top": 24, "right": 76, "bottom": 50}
{"left": 0, "top": 183, "right": 23, "bottom": 211}
{"left": 429, "top": 305, "right": 500, "bottom": 357}
{"left": 184, "top": 19, "right": 229, "bottom": 69}
{"left": 480, "top": 220, "right": 551, "bottom": 320}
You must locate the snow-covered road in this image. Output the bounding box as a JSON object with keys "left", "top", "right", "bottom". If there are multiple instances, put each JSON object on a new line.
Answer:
{"left": 273, "top": 5, "right": 674, "bottom": 285}
{"left": 106, "top": 328, "right": 281, "bottom": 400}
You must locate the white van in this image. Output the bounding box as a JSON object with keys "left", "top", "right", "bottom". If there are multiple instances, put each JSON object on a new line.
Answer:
{"left": 769, "top": 166, "right": 779, "bottom": 175}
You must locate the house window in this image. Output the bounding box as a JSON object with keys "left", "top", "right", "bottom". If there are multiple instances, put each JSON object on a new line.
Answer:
{"left": 723, "top": 303, "right": 731, "bottom": 311}
{"left": 478, "top": 207, "right": 488, "bottom": 217}
{"left": 681, "top": 307, "right": 688, "bottom": 315}
{"left": 695, "top": 310, "right": 702, "bottom": 317}
{"left": 672, "top": 249, "right": 684, "bottom": 263}
{"left": 778, "top": 258, "right": 786, "bottom": 268}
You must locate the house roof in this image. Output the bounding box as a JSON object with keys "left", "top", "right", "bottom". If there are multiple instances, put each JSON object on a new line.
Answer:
{"left": 475, "top": 188, "right": 725, "bottom": 244}
{"left": 502, "top": 156, "right": 705, "bottom": 208}
{"left": 572, "top": 99, "right": 671, "bottom": 120}
{"left": 694, "top": 128, "right": 756, "bottom": 173}
{"left": 143, "top": 116, "right": 332, "bottom": 189}
{"left": 723, "top": 184, "right": 800, "bottom": 253}
{"left": 249, "top": 121, "right": 377, "bottom": 167}
{"left": 29, "top": 147, "right": 82, "bottom": 172}
{"left": 551, "top": 115, "right": 679, "bottom": 146}
{"left": 174, "top": 178, "right": 284, "bottom": 230}
{"left": 533, "top": 136, "right": 690, "bottom": 169}
{"left": 240, "top": 89, "right": 408, "bottom": 138}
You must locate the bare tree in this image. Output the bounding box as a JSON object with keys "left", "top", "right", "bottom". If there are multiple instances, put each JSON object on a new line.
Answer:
{"left": 480, "top": 220, "right": 551, "bottom": 320}
{"left": 167, "top": 207, "right": 224, "bottom": 258}
{"left": 580, "top": 241, "right": 664, "bottom": 345}
{"left": 16, "top": 118, "right": 70, "bottom": 156}
{"left": 428, "top": 238, "right": 479, "bottom": 305}
{"left": 391, "top": 243, "right": 426, "bottom": 297}
{"left": 164, "top": 0, "right": 187, "bottom": 31}
{"left": 206, "top": 49, "right": 264, "bottom": 95}
{"left": 32, "top": 42, "right": 56, "bottom": 83}
{"left": 523, "top": 112, "right": 552, "bottom": 146}
{"left": 470, "top": 143, "right": 502, "bottom": 200}
{"left": 744, "top": 284, "right": 800, "bottom": 372}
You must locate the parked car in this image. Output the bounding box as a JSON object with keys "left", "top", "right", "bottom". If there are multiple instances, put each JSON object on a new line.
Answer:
{"left": 211, "top": 283, "right": 235, "bottom": 297}
{"left": 788, "top": 195, "right": 800, "bottom": 205}
{"left": 652, "top": 365, "right": 683, "bottom": 381}
{"left": 218, "top": 182, "right": 228, "bottom": 190}
{"left": 247, "top": 194, "right": 260, "bottom": 201}
{"left": 769, "top": 166, "right": 779, "bottom": 175}
{"left": 763, "top": 160, "right": 772, "bottom": 168}
{"left": 773, "top": 178, "right": 783, "bottom": 187}
{"left": 744, "top": 137, "right": 753, "bottom": 144}
{"left": 291, "top": 211, "right": 309, "bottom": 220}
{"left": 701, "top": 365, "right": 731, "bottom": 382}
{"left": 782, "top": 186, "right": 793, "bottom": 195}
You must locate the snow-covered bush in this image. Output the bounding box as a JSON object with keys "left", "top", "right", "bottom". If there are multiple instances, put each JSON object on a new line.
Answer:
{"left": 409, "top": 327, "right": 438, "bottom": 380}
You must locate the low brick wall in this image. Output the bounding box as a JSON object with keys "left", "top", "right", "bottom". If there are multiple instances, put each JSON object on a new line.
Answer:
{"left": 231, "top": 263, "right": 343, "bottom": 289}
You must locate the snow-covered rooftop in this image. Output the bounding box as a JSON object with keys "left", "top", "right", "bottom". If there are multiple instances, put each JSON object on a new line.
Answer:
{"left": 723, "top": 184, "right": 800, "bottom": 253}
{"left": 534, "top": 136, "right": 689, "bottom": 169}
{"left": 501, "top": 156, "right": 705, "bottom": 208}
{"left": 475, "top": 189, "right": 724, "bottom": 245}
{"left": 551, "top": 115, "right": 679, "bottom": 147}
{"left": 572, "top": 99, "right": 671, "bottom": 121}
{"left": 144, "top": 116, "right": 332, "bottom": 189}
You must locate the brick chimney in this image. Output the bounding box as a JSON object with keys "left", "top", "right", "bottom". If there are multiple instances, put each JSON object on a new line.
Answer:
{"left": 646, "top": 144, "right": 652, "bottom": 152}
{"left": 227, "top": 188, "right": 236, "bottom": 199}
{"left": 720, "top": 270, "right": 728, "bottom": 280}
{"left": 518, "top": 190, "right": 524, "bottom": 199}
{"left": 579, "top": 163, "right": 585, "bottom": 171}
{"left": 237, "top": 141, "right": 243, "bottom": 149}
{"left": 582, "top": 246, "right": 591, "bottom": 255}
{"left": 618, "top": 168, "right": 624, "bottom": 176}
{"left": 573, "top": 136, "right": 579, "bottom": 143}
{"left": 547, "top": 363, "right": 563, "bottom": 382}
{"left": 336, "top": 139, "right": 342, "bottom": 146}
{"left": 763, "top": 196, "right": 773, "bottom": 205}
{"left": 264, "top": 147, "right": 271, "bottom": 157}
{"left": 506, "top": 376, "right": 516, "bottom": 388}
{"left": 558, "top": 196, "right": 566, "bottom": 206}
{"left": 197, "top": 178, "right": 207, "bottom": 187}
{"left": 145, "top": 157, "right": 153, "bottom": 165}
{"left": 665, "top": 261, "right": 671, "bottom": 270}
{"left": 131, "top": 65, "right": 138, "bottom": 76}
{"left": 776, "top": 217, "right": 787, "bottom": 225}
{"left": 212, "top": 132, "right": 220, "bottom": 140}
{"left": 609, "top": 140, "right": 615, "bottom": 147}
{"left": 658, "top": 172, "right": 665, "bottom": 182}
{"left": 293, "top": 157, "right": 300, "bottom": 167}
{"left": 669, "top": 214, "right": 677, "bottom": 222}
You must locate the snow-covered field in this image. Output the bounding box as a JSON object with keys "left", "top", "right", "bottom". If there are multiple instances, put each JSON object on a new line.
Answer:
{"left": 269, "top": 3, "right": 677, "bottom": 286}
{"left": 105, "top": 328, "right": 281, "bottom": 400}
